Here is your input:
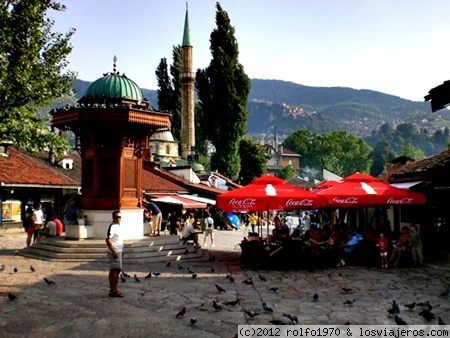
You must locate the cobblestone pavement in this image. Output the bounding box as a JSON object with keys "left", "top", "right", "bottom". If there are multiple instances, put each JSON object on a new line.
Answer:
{"left": 0, "top": 228, "right": 449, "bottom": 338}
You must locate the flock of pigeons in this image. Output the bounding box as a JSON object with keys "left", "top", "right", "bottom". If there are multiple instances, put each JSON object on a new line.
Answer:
{"left": 4, "top": 264, "right": 56, "bottom": 301}
{"left": 3, "top": 261, "right": 449, "bottom": 327}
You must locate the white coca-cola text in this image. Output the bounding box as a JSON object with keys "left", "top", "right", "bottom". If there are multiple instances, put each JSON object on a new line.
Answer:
{"left": 229, "top": 198, "right": 256, "bottom": 208}
{"left": 286, "top": 199, "right": 314, "bottom": 207}
{"left": 332, "top": 197, "right": 358, "bottom": 204}
{"left": 387, "top": 197, "right": 413, "bottom": 205}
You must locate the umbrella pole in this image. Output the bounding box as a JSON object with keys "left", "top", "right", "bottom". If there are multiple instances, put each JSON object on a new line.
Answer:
{"left": 267, "top": 208, "right": 270, "bottom": 241}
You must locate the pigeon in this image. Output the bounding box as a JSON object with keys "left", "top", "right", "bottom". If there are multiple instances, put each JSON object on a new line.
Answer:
{"left": 229, "top": 276, "right": 235, "bottom": 283}
{"left": 259, "top": 274, "right": 267, "bottom": 282}
{"left": 8, "top": 292, "right": 17, "bottom": 301}
{"left": 153, "top": 272, "right": 161, "bottom": 276}
{"left": 183, "top": 249, "right": 189, "bottom": 255}
{"left": 242, "top": 277, "right": 253, "bottom": 285}
{"left": 210, "top": 268, "right": 215, "bottom": 273}
{"left": 395, "top": 315, "right": 407, "bottom": 325}
{"left": 165, "top": 261, "right": 171, "bottom": 268}
{"left": 269, "top": 287, "right": 279, "bottom": 292}
{"left": 244, "top": 309, "right": 260, "bottom": 318}
{"left": 439, "top": 287, "right": 449, "bottom": 297}
{"left": 419, "top": 309, "right": 436, "bottom": 322}
{"left": 187, "top": 268, "right": 193, "bottom": 274}
{"left": 178, "top": 264, "right": 184, "bottom": 270}
{"left": 192, "top": 273, "right": 197, "bottom": 279}
{"left": 190, "top": 317, "right": 197, "bottom": 325}
{"left": 418, "top": 301, "right": 432, "bottom": 312}
{"left": 134, "top": 274, "right": 141, "bottom": 283}
{"left": 225, "top": 299, "right": 240, "bottom": 306}
{"left": 44, "top": 277, "right": 55, "bottom": 285}
{"left": 30, "top": 265, "right": 35, "bottom": 272}
{"left": 388, "top": 300, "right": 400, "bottom": 315}
{"left": 313, "top": 293, "right": 319, "bottom": 302}
{"left": 343, "top": 299, "right": 356, "bottom": 306}
{"left": 144, "top": 272, "right": 152, "bottom": 279}
{"left": 215, "top": 284, "right": 226, "bottom": 293}
{"left": 269, "top": 320, "right": 284, "bottom": 325}
{"left": 0, "top": 264, "right": 5, "bottom": 271}
{"left": 13, "top": 267, "right": 18, "bottom": 273}
{"left": 120, "top": 275, "right": 126, "bottom": 283}
{"left": 282, "top": 314, "right": 298, "bottom": 324}
{"left": 122, "top": 272, "right": 131, "bottom": 278}
{"left": 212, "top": 300, "right": 222, "bottom": 310}
{"left": 438, "top": 316, "right": 446, "bottom": 325}
{"left": 176, "top": 306, "right": 186, "bottom": 318}
{"left": 342, "top": 287, "right": 352, "bottom": 294}
{"left": 404, "top": 302, "right": 416, "bottom": 310}
{"left": 262, "top": 302, "right": 273, "bottom": 313}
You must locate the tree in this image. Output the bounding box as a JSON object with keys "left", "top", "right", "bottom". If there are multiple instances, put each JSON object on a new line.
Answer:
{"left": 0, "top": 0, "right": 75, "bottom": 154}
{"left": 155, "top": 45, "right": 182, "bottom": 142}
{"left": 277, "top": 165, "right": 295, "bottom": 180}
{"left": 401, "top": 143, "right": 425, "bottom": 161}
{"left": 283, "top": 130, "right": 372, "bottom": 179}
{"left": 369, "top": 139, "right": 396, "bottom": 176}
{"left": 195, "top": 2, "right": 250, "bottom": 180}
{"left": 238, "top": 136, "right": 270, "bottom": 185}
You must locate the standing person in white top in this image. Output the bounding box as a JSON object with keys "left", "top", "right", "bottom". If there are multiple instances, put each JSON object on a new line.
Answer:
{"left": 33, "top": 203, "right": 44, "bottom": 243}
{"left": 203, "top": 212, "right": 215, "bottom": 247}
{"left": 105, "top": 210, "right": 124, "bottom": 298}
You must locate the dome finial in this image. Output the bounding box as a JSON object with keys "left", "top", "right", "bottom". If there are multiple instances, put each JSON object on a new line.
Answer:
{"left": 113, "top": 55, "right": 118, "bottom": 74}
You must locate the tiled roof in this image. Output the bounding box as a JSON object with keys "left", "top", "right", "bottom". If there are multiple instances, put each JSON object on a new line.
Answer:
{"left": 282, "top": 147, "right": 300, "bottom": 156}
{"left": 143, "top": 162, "right": 225, "bottom": 197}
{"left": 379, "top": 149, "right": 450, "bottom": 183}
{"left": 142, "top": 168, "right": 188, "bottom": 194}
{"left": 0, "top": 148, "right": 79, "bottom": 187}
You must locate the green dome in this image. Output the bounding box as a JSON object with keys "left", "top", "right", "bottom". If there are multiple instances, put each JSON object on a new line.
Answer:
{"left": 84, "top": 72, "right": 143, "bottom": 101}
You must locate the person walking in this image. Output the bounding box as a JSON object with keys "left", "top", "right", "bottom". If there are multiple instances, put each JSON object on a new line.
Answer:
{"left": 146, "top": 201, "right": 162, "bottom": 236}
{"left": 376, "top": 232, "right": 389, "bottom": 269}
{"left": 203, "top": 212, "right": 215, "bottom": 247}
{"left": 409, "top": 224, "right": 424, "bottom": 266}
{"left": 105, "top": 210, "right": 124, "bottom": 298}
{"left": 33, "top": 203, "right": 44, "bottom": 243}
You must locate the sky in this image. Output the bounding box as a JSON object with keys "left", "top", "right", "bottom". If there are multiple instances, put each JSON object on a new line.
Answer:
{"left": 50, "top": 0, "right": 450, "bottom": 102}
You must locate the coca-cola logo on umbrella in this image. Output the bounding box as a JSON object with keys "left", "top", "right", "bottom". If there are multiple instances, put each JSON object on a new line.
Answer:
{"left": 387, "top": 197, "right": 414, "bottom": 205}
{"left": 286, "top": 199, "right": 314, "bottom": 207}
{"left": 332, "top": 197, "right": 359, "bottom": 204}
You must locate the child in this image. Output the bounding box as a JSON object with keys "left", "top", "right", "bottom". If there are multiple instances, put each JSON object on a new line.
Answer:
{"left": 377, "top": 232, "right": 389, "bottom": 269}
{"left": 409, "top": 224, "right": 424, "bottom": 266}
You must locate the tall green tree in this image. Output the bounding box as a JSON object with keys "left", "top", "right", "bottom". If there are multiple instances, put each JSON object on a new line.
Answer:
{"left": 0, "top": 0, "right": 75, "bottom": 154}
{"left": 369, "top": 139, "right": 396, "bottom": 176}
{"left": 196, "top": 2, "right": 250, "bottom": 180}
{"left": 155, "top": 45, "right": 182, "bottom": 141}
{"left": 238, "top": 136, "right": 270, "bottom": 185}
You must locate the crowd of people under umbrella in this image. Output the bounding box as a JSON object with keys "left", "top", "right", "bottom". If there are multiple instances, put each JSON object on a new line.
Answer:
{"left": 240, "top": 211, "right": 424, "bottom": 271}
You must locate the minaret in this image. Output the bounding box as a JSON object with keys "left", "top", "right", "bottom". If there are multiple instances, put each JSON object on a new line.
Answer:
{"left": 180, "top": 3, "right": 195, "bottom": 159}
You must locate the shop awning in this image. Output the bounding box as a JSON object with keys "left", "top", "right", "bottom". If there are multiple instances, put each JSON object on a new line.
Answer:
{"left": 148, "top": 194, "right": 207, "bottom": 209}
{"left": 178, "top": 194, "right": 216, "bottom": 205}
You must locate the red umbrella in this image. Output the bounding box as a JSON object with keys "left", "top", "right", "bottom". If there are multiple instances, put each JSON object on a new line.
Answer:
{"left": 317, "top": 172, "right": 426, "bottom": 207}
{"left": 216, "top": 175, "right": 329, "bottom": 213}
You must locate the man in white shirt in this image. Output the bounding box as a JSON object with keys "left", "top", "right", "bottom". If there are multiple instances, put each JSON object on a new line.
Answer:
{"left": 181, "top": 213, "right": 199, "bottom": 246}
{"left": 203, "top": 212, "right": 215, "bottom": 247}
{"left": 105, "top": 210, "right": 124, "bottom": 298}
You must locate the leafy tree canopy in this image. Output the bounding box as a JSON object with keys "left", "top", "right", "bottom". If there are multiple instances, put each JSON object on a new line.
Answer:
{"left": 277, "top": 165, "right": 296, "bottom": 180}
{"left": 283, "top": 130, "right": 372, "bottom": 179}
{"left": 238, "top": 136, "right": 270, "bottom": 185}
{"left": 0, "top": 0, "right": 76, "bottom": 154}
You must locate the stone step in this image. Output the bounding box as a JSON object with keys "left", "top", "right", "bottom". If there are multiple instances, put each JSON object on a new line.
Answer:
{"left": 20, "top": 236, "right": 203, "bottom": 263}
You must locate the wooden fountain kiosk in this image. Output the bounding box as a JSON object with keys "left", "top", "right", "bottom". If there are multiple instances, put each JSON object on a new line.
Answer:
{"left": 52, "top": 60, "right": 171, "bottom": 239}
